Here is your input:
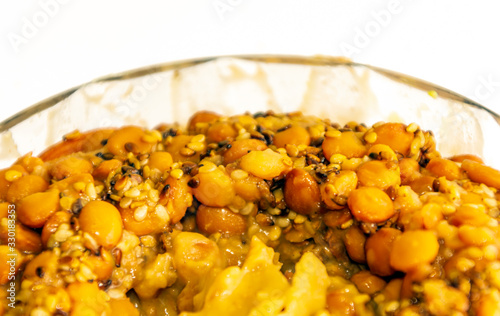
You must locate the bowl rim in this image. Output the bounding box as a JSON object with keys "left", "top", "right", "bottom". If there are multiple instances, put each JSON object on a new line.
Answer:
{"left": 1, "top": 54, "right": 499, "bottom": 132}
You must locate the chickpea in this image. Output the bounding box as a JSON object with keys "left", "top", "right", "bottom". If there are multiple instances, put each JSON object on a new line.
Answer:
{"left": 223, "top": 139, "right": 267, "bottom": 164}
{"left": 408, "top": 175, "right": 435, "bottom": 194}
{"left": 350, "top": 270, "right": 386, "bottom": 295}
{"left": 15, "top": 153, "right": 44, "bottom": 173}
{"left": 399, "top": 158, "right": 421, "bottom": 185}
{"left": 172, "top": 232, "right": 221, "bottom": 282}
{"left": 420, "top": 203, "right": 443, "bottom": 229}
{"left": 16, "top": 190, "right": 60, "bottom": 228}
{"left": 121, "top": 206, "right": 161, "bottom": 236}
{"left": 0, "top": 245, "right": 21, "bottom": 284}
{"left": 449, "top": 204, "right": 490, "bottom": 227}
{"left": 426, "top": 157, "right": 462, "bottom": 181}
{"left": 323, "top": 131, "right": 367, "bottom": 160}
{"left": 365, "top": 228, "right": 402, "bottom": 276}
{"left": 159, "top": 175, "right": 193, "bottom": 224}
{"left": 357, "top": 160, "right": 401, "bottom": 190}
{"left": 206, "top": 121, "right": 237, "bottom": 143}
{"left": 0, "top": 165, "right": 28, "bottom": 201}
{"left": 109, "top": 299, "right": 140, "bottom": 316}
{"left": 67, "top": 281, "right": 110, "bottom": 315}
{"left": 321, "top": 170, "right": 358, "bottom": 210}
{"left": 107, "top": 126, "right": 153, "bottom": 156}
{"left": 240, "top": 148, "right": 292, "bottom": 180}
{"left": 49, "top": 155, "right": 94, "bottom": 180}
{"left": 476, "top": 292, "right": 500, "bottom": 316}
{"left": 343, "top": 226, "right": 367, "bottom": 264}
{"left": 193, "top": 167, "right": 235, "bottom": 207}
{"left": 79, "top": 200, "right": 123, "bottom": 249}
{"left": 326, "top": 290, "right": 356, "bottom": 315}
{"left": 6, "top": 174, "right": 49, "bottom": 203}
{"left": 84, "top": 250, "right": 115, "bottom": 281}
{"left": 166, "top": 135, "right": 199, "bottom": 163}
{"left": 196, "top": 205, "right": 247, "bottom": 236}
{"left": 39, "top": 128, "right": 115, "bottom": 161}
{"left": 41, "top": 211, "right": 72, "bottom": 246}
{"left": 23, "top": 250, "right": 58, "bottom": 280}
{"left": 347, "top": 187, "right": 394, "bottom": 223}
{"left": 323, "top": 209, "right": 352, "bottom": 228}
{"left": 273, "top": 125, "right": 311, "bottom": 148}
{"left": 284, "top": 168, "right": 321, "bottom": 215}
{"left": 233, "top": 174, "right": 265, "bottom": 202}
{"left": 461, "top": 159, "right": 500, "bottom": 190}
{"left": 93, "top": 159, "right": 123, "bottom": 181}
{"left": 148, "top": 152, "right": 173, "bottom": 172}
{"left": 373, "top": 123, "right": 414, "bottom": 156}
{"left": 187, "top": 111, "right": 220, "bottom": 132}
{"left": 390, "top": 230, "right": 439, "bottom": 272}
{"left": 449, "top": 154, "right": 484, "bottom": 164}
{"left": 458, "top": 225, "right": 495, "bottom": 246}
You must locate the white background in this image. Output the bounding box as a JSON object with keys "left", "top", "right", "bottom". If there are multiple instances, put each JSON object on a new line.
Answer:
{"left": 1, "top": 0, "right": 500, "bottom": 123}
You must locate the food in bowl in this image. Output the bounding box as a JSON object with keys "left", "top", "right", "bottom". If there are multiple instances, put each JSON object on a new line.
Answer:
{"left": 1, "top": 110, "right": 500, "bottom": 315}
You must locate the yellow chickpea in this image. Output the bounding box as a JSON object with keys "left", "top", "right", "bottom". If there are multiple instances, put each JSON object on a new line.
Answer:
{"left": 323, "top": 131, "right": 367, "bottom": 160}
{"left": 240, "top": 148, "right": 292, "bottom": 180}
{"left": 223, "top": 139, "right": 268, "bottom": 164}
{"left": 0, "top": 246, "right": 21, "bottom": 284}
{"left": 343, "top": 225, "right": 367, "bottom": 264}
{"left": 356, "top": 160, "right": 401, "bottom": 190}
{"left": 284, "top": 168, "right": 321, "bottom": 215}
{"left": 372, "top": 123, "right": 414, "bottom": 156}
{"left": 273, "top": 125, "right": 311, "bottom": 148}
{"left": 347, "top": 187, "right": 394, "bottom": 223}
{"left": 109, "top": 299, "right": 140, "bottom": 316}
{"left": 193, "top": 167, "right": 235, "bottom": 207}
{"left": 187, "top": 111, "right": 220, "bottom": 132}
{"left": 17, "top": 190, "right": 60, "bottom": 228}
{"left": 92, "top": 159, "right": 123, "bottom": 181}
{"left": 148, "top": 152, "right": 173, "bottom": 172}
{"left": 206, "top": 121, "right": 238, "bottom": 143}
{"left": 461, "top": 159, "right": 500, "bottom": 190}
{"left": 350, "top": 270, "right": 386, "bottom": 295}
{"left": 67, "top": 281, "right": 111, "bottom": 315}
{"left": 107, "top": 126, "right": 153, "bottom": 156}
{"left": 79, "top": 200, "right": 123, "bottom": 249}
{"left": 196, "top": 205, "right": 247, "bottom": 236}
{"left": 390, "top": 230, "right": 439, "bottom": 272}
{"left": 41, "top": 211, "right": 72, "bottom": 246}
{"left": 39, "top": 128, "right": 115, "bottom": 161}
{"left": 6, "top": 174, "right": 49, "bottom": 203}
{"left": 172, "top": 232, "right": 221, "bottom": 283}
{"left": 0, "top": 165, "right": 28, "bottom": 201}
{"left": 321, "top": 170, "right": 358, "bottom": 210}
{"left": 159, "top": 175, "right": 193, "bottom": 224}
{"left": 365, "top": 228, "right": 402, "bottom": 276}
{"left": 426, "top": 157, "right": 462, "bottom": 181}
{"left": 49, "top": 155, "right": 94, "bottom": 180}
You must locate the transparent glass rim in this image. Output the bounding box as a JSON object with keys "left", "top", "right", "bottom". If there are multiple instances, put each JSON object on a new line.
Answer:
{"left": 1, "top": 54, "right": 499, "bottom": 132}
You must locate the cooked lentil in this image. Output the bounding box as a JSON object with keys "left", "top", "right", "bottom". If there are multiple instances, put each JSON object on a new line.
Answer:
{"left": 1, "top": 111, "right": 499, "bottom": 315}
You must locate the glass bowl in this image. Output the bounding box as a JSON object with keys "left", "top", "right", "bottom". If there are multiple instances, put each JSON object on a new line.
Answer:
{"left": 1, "top": 55, "right": 499, "bottom": 168}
